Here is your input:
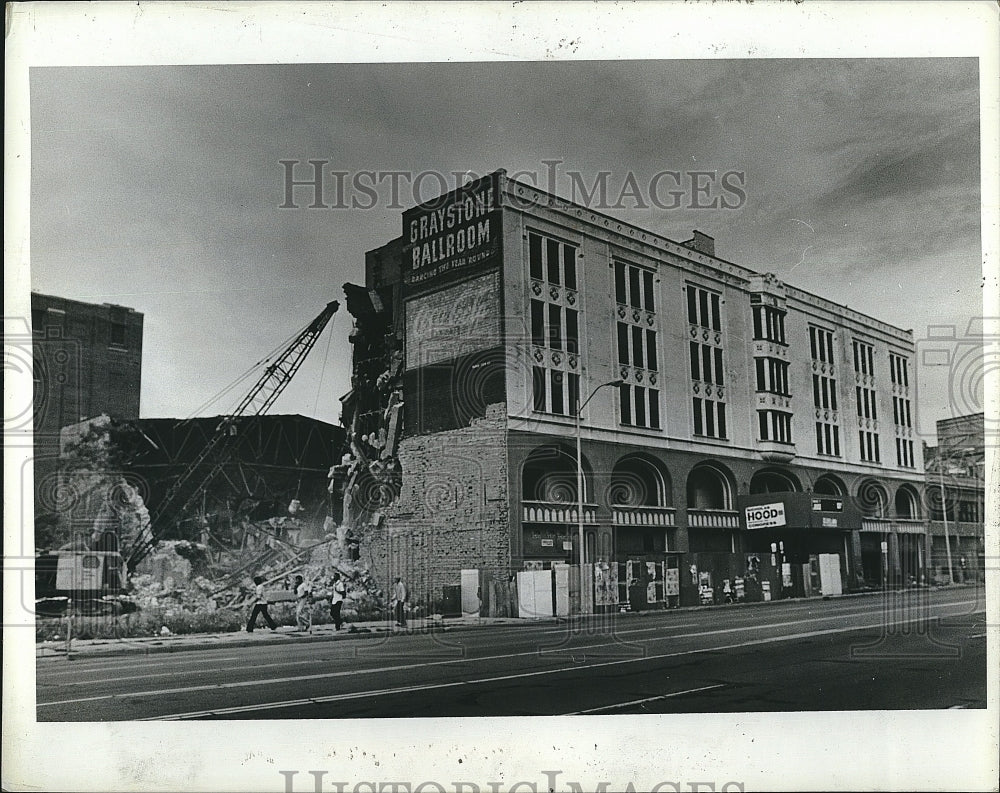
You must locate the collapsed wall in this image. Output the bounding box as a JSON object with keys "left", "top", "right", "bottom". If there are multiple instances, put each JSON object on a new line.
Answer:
{"left": 368, "top": 403, "right": 511, "bottom": 607}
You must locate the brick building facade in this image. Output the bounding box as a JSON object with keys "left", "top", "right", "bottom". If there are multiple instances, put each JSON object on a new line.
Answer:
{"left": 343, "top": 170, "right": 930, "bottom": 610}
{"left": 31, "top": 292, "right": 143, "bottom": 541}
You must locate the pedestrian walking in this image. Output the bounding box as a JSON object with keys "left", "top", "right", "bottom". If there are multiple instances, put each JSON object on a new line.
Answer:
{"left": 246, "top": 575, "right": 277, "bottom": 632}
{"left": 295, "top": 574, "right": 313, "bottom": 633}
{"left": 329, "top": 572, "right": 347, "bottom": 631}
{"left": 392, "top": 576, "right": 408, "bottom": 627}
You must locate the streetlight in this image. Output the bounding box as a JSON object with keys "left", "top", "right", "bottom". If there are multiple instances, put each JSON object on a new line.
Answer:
{"left": 937, "top": 459, "right": 954, "bottom": 585}
{"left": 575, "top": 378, "right": 624, "bottom": 615}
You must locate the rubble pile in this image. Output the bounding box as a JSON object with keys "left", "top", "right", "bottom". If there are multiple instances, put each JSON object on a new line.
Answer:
{"left": 128, "top": 519, "right": 386, "bottom": 622}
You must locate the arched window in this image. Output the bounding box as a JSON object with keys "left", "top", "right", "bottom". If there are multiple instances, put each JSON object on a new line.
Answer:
{"left": 686, "top": 463, "right": 733, "bottom": 510}
{"left": 609, "top": 455, "right": 671, "bottom": 507}
{"left": 814, "top": 475, "right": 845, "bottom": 497}
{"left": 895, "top": 486, "right": 920, "bottom": 519}
{"left": 749, "top": 468, "right": 800, "bottom": 494}
{"left": 856, "top": 479, "right": 889, "bottom": 517}
{"left": 522, "top": 446, "right": 593, "bottom": 503}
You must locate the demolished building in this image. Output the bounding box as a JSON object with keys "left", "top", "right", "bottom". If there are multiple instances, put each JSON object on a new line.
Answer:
{"left": 340, "top": 169, "right": 932, "bottom": 613}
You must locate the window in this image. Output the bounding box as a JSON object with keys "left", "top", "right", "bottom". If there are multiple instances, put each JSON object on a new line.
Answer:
{"left": 529, "top": 232, "right": 581, "bottom": 417}
{"left": 529, "top": 231, "right": 577, "bottom": 288}
{"left": 110, "top": 322, "right": 126, "bottom": 347}
{"left": 895, "top": 437, "right": 915, "bottom": 468}
{"left": 808, "top": 325, "right": 840, "bottom": 457}
{"left": 693, "top": 398, "right": 727, "bottom": 439}
{"left": 752, "top": 304, "right": 787, "bottom": 344}
{"left": 108, "top": 306, "right": 129, "bottom": 349}
{"left": 686, "top": 284, "right": 726, "bottom": 439}
{"left": 853, "top": 339, "right": 875, "bottom": 376}
{"left": 859, "top": 430, "right": 881, "bottom": 463}
{"left": 809, "top": 326, "right": 835, "bottom": 364}
{"left": 889, "top": 352, "right": 910, "bottom": 387}
{"left": 687, "top": 284, "right": 721, "bottom": 330}
{"left": 616, "top": 261, "right": 661, "bottom": 429}
{"left": 889, "top": 352, "right": 914, "bottom": 467}
{"left": 815, "top": 422, "right": 841, "bottom": 456}
{"left": 853, "top": 339, "right": 879, "bottom": 463}
{"left": 755, "top": 357, "right": 789, "bottom": 396}
{"left": 532, "top": 366, "right": 579, "bottom": 417}
{"left": 758, "top": 410, "right": 792, "bottom": 443}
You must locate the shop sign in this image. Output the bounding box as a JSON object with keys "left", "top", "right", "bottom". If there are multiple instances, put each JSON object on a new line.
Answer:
{"left": 812, "top": 497, "right": 844, "bottom": 512}
{"left": 822, "top": 516, "right": 839, "bottom": 528}
{"left": 745, "top": 502, "right": 786, "bottom": 529}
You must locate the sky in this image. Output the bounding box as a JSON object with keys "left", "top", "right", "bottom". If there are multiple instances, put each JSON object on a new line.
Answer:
{"left": 29, "top": 58, "right": 983, "bottom": 443}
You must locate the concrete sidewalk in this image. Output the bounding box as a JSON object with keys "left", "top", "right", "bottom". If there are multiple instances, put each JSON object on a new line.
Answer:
{"left": 36, "top": 583, "right": 975, "bottom": 661}
{"left": 35, "top": 614, "right": 531, "bottom": 660}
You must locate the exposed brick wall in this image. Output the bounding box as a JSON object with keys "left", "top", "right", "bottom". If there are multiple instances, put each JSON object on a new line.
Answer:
{"left": 366, "top": 402, "right": 510, "bottom": 606}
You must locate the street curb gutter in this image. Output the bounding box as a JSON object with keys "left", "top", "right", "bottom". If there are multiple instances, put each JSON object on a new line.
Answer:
{"left": 35, "top": 583, "right": 981, "bottom": 661}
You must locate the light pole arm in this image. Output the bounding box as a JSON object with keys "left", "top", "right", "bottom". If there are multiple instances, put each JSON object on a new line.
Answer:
{"left": 575, "top": 379, "right": 624, "bottom": 615}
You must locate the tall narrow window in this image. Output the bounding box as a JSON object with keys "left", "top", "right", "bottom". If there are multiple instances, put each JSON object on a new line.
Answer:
{"left": 854, "top": 339, "right": 880, "bottom": 463}
{"left": 890, "top": 352, "right": 914, "bottom": 467}
{"left": 687, "top": 284, "right": 727, "bottom": 439}
{"left": 616, "top": 261, "right": 661, "bottom": 429}
{"left": 528, "top": 231, "right": 580, "bottom": 416}
{"left": 811, "top": 325, "right": 840, "bottom": 457}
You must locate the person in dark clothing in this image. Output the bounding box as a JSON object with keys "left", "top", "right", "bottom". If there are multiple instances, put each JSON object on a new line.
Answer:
{"left": 246, "top": 575, "right": 277, "bottom": 632}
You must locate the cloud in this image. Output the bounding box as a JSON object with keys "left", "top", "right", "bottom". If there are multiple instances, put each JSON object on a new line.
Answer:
{"left": 28, "top": 59, "right": 983, "bottom": 428}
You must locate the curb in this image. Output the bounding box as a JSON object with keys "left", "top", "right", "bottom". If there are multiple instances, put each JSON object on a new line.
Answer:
{"left": 36, "top": 583, "right": 978, "bottom": 661}
{"left": 35, "top": 617, "right": 532, "bottom": 660}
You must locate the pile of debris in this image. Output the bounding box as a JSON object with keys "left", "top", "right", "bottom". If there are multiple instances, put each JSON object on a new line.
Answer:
{"left": 129, "top": 520, "right": 386, "bottom": 620}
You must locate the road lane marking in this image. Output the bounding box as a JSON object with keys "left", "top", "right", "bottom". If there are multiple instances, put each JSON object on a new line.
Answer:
{"left": 145, "top": 610, "right": 978, "bottom": 720}
{"left": 36, "top": 654, "right": 242, "bottom": 675}
{"left": 36, "top": 598, "right": 970, "bottom": 685}
{"left": 40, "top": 625, "right": 706, "bottom": 686}
{"left": 38, "top": 602, "right": 982, "bottom": 710}
{"left": 564, "top": 684, "right": 726, "bottom": 715}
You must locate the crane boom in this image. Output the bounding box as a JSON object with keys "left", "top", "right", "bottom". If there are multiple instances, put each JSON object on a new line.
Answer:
{"left": 124, "top": 300, "right": 340, "bottom": 570}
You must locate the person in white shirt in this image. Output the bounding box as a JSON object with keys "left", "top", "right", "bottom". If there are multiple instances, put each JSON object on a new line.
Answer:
{"left": 393, "top": 576, "right": 408, "bottom": 627}
{"left": 246, "top": 575, "right": 277, "bottom": 632}
{"left": 295, "top": 575, "right": 313, "bottom": 633}
{"left": 329, "top": 573, "right": 347, "bottom": 630}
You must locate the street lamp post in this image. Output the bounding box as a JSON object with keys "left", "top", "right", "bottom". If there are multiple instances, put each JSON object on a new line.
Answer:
{"left": 575, "top": 379, "right": 624, "bottom": 615}
{"left": 938, "top": 465, "right": 954, "bottom": 584}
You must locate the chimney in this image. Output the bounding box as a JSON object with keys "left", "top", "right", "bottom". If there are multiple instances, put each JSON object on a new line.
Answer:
{"left": 682, "top": 230, "right": 715, "bottom": 257}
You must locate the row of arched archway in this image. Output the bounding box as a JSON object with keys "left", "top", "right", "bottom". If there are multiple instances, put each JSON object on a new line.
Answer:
{"left": 521, "top": 445, "right": 923, "bottom": 520}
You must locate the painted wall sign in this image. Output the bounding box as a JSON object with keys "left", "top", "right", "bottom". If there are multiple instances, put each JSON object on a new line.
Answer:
{"left": 404, "top": 271, "right": 501, "bottom": 369}
{"left": 402, "top": 172, "right": 502, "bottom": 291}
{"left": 745, "top": 502, "right": 787, "bottom": 530}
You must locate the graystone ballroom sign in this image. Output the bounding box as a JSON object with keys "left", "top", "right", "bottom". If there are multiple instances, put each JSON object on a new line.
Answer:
{"left": 402, "top": 171, "right": 503, "bottom": 293}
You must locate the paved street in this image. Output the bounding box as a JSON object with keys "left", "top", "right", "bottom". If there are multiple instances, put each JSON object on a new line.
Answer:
{"left": 36, "top": 588, "right": 987, "bottom": 720}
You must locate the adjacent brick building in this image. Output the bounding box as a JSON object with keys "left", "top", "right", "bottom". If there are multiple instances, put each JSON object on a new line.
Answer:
{"left": 31, "top": 292, "right": 143, "bottom": 542}
{"left": 343, "top": 170, "right": 931, "bottom": 610}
